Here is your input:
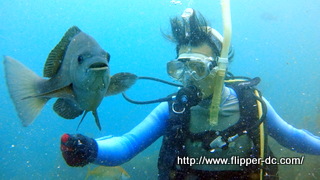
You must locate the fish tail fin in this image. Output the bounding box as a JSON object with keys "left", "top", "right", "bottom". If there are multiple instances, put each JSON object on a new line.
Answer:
{"left": 3, "top": 56, "right": 49, "bottom": 126}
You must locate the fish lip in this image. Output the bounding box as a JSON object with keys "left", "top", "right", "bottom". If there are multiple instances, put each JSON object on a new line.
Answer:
{"left": 89, "top": 62, "right": 108, "bottom": 70}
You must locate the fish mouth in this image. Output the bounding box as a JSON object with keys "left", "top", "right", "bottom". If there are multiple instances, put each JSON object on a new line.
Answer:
{"left": 89, "top": 62, "right": 108, "bottom": 70}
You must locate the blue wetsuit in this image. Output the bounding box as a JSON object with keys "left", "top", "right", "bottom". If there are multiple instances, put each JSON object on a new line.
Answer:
{"left": 93, "top": 87, "right": 320, "bottom": 166}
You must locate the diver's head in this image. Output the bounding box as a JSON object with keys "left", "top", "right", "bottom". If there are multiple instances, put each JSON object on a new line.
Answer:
{"left": 166, "top": 8, "right": 233, "bottom": 98}
{"left": 167, "top": 43, "right": 218, "bottom": 98}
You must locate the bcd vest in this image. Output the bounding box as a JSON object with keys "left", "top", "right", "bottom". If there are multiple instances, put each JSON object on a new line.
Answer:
{"left": 158, "top": 77, "right": 279, "bottom": 180}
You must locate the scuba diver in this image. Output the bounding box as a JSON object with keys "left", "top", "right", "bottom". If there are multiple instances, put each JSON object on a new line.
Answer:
{"left": 60, "top": 8, "right": 320, "bottom": 180}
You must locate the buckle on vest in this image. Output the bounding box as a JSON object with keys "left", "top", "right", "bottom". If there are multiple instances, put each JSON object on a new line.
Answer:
{"left": 209, "top": 136, "right": 228, "bottom": 151}
{"left": 172, "top": 102, "right": 186, "bottom": 114}
{"left": 209, "top": 131, "right": 246, "bottom": 152}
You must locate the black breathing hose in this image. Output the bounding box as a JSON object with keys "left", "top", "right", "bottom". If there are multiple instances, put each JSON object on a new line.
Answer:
{"left": 122, "top": 76, "right": 183, "bottom": 104}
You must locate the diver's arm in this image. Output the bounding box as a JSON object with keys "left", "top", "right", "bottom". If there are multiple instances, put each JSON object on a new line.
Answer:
{"left": 265, "top": 98, "right": 320, "bottom": 155}
{"left": 94, "top": 102, "right": 169, "bottom": 166}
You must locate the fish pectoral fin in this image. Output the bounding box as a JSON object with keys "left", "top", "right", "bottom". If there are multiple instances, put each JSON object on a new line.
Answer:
{"left": 53, "top": 98, "right": 83, "bottom": 119}
{"left": 92, "top": 110, "right": 102, "bottom": 131}
{"left": 106, "top": 72, "right": 138, "bottom": 96}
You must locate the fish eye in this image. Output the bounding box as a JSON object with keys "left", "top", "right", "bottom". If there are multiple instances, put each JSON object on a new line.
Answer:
{"left": 78, "top": 55, "right": 84, "bottom": 64}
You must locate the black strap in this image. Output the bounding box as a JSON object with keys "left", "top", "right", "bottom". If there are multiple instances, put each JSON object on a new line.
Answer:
{"left": 223, "top": 77, "right": 262, "bottom": 144}
{"left": 158, "top": 100, "right": 192, "bottom": 180}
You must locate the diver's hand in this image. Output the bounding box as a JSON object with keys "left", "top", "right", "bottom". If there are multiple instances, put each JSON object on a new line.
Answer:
{"left": 60, "top": 133, "right": 98, "bottom": 167}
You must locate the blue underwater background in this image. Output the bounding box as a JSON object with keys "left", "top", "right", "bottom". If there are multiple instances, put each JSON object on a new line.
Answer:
{"left": 0, "top": 0, "right": 320, "bottom": 179}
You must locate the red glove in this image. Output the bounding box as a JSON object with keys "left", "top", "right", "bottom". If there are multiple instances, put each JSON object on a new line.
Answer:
{"left": 60, "top": 133, "right": 98, "bottom": 167}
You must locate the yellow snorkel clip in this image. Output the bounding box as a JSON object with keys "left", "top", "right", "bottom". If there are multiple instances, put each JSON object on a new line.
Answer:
{"left": 209, "top": 0, "right": 232, "bottom": 126}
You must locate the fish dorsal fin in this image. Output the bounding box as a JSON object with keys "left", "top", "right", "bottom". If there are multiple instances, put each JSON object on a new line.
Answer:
{"left": 106, "top": 72, "right": 138, "bottom": 96}
{"left": 43, "top": 26, "right": 82, "bottom": 78}
{"left": 53, "top": 98, "right": 83, "bottom": 119}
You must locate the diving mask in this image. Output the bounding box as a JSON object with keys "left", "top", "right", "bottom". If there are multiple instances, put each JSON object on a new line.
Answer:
{"left": 167, "top": 53, "right": 218, "bottom": 81}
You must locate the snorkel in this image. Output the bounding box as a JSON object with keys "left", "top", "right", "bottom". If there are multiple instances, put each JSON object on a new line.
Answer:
{"left": 209, "top": 0, "right": 232, "bottom": 125}
{"left": 178, "top": 5, "right": 232, "bottom": 125}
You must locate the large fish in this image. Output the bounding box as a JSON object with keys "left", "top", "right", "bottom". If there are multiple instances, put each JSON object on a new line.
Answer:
{"left": 3, "top": 26, "right": 137, "bottom": 130}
